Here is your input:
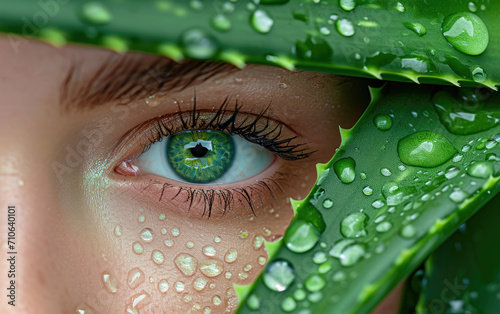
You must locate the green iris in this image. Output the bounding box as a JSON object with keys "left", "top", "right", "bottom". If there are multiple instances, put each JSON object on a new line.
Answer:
{"left": 166, "top": 130, "right": 234, "bottom": 183}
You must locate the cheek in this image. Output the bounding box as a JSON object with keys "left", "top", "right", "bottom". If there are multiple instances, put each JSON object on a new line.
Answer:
{"left": 71, "top": 163, "right": 318, "bottom": 313}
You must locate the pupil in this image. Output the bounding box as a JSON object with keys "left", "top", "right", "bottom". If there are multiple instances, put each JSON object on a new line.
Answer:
{"left": 190, "top": 143, "right": 209, "bottom": 157}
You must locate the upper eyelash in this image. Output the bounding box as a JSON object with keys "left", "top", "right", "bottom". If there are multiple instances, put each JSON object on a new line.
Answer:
{"left": 141, "top": 97, "right": 315, "bottom": 160}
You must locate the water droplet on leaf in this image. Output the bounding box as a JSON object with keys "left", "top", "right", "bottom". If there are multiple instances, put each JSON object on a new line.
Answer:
{"left": 398, "top": 131, "right": 457, "bottom": 167}
{"left": 442, "top": 12, "right": 489, "bottom": 55}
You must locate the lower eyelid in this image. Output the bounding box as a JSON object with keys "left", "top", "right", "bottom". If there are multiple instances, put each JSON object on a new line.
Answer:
{"left": 109, "top": 158, "right": 287, "bottom": 218}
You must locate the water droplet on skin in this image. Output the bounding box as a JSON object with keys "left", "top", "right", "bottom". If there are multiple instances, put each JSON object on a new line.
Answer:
{"left": 78, "top": 2, "right": 112, "bottom": 26}
{"left": 203, "top": 246, "right": 216, "bottom": 257}
{"left": 334, "top": 157, "right": 356, "bottom": 184}
{"left": 127, "top": 268, "right": 145, "bottom": 289}
{"left": 225, "top": 272, "right": 232, "bottom": 279}
{"left": 175, "top": 281, "right": 185, "bottom": 292}
{"left": 74, "top": 303, "right": 95, "bottom": 314}
{"left": 164, "top": 239, "right": 174, "bottom": 247}
{"left": 240, "top": 230, "right": 249, "bottom": 238}
{"left": 200, "top": 259, "right": 224, "bottom": 277}
{"left": 281, "top": 296, "right": 297, "bottom": 312}
{"left": 341, "top": 213, "right": 368, "bottom": 238}
{"left": 214, "top": 236, "right": 221, "bottom": 243}
{"left": 362, "top": 186, "right": 373, "bottom": 196}
{"left": 193, "top": 277, "right": 209, "bottom": 291}
{"left": 159, "top": 213, "right": 166, "bottom": 220}
{"left": 398, "top": 131, "right": 457, "bottom": 167}
{"left": 263, "top": 228, "right": 272, "bottom": 237}
{"left": 132, "top": 242, "right": 143, "bottom": 254}
{"left": 258, "top": 256, "right": 267, "bottom": 266}
{"left": 373, "top": 114, "right": 393, "bottom": 131}
{"left": 127, "top": 290, "right": 151, "bottom": 312}
{"left": 140, "top": 228, "right": 153, "bottom": 242}
{"left": 212, "top": 295, "right": 222, "bottom": 306}
{"left": 339, "top": 244, "right": 366, "bottom": 267}
{"left": 172, "top": 228, "right": 180, "bottom": 237}
{"left": 114, "top": 225, "right": 122, "bottom": 237}
{"left": 158, "top": 279, "right": 169, "bottom": 293}
{"left": 376, "top": 221, "right": 393, "bottom": 233}
{"left": 224, "top": 248, "right": 238, "bottom": 263}
{"left": 175, "top": 253, "right": 198, "bottom": 276}
{"left": 450, "top": 189, "right": 468, "bottom": 203}
{"left": 322, "top": 198, "right": 333, "bottom": 209}
{"left": 203, "top": 306, "right": 212, "bottom": 314}
{"left": 442, "top": 12, "right": 489, "bottom": 55}
{"left": 138, "top": 216, "right": 145, "bottom": 223}
{"left": 252, "top": 235, "right": 264, "bottom": 250}
{"left": 244, "top": 264, "right": 253, "bottom": 272}
{"left": 468, "top": 161, "right": 494, "bottom": 178}
{"left": 284, "top": 220, "right": 320, "bottom": 253}
{"left": 238, "top": 272, "right": 249, "bottom": 280}
{"left": 102, "top": 271, "right": 118, "bottom": 293}
{"left": 263, "top": 260, "right": 296, "bottom": 292}
{"left": 305, "top": 274, "right": 326, "bottom": 292}
{"left": 336, "top": 18, "right": 355, "bottom": 36}
{"left": 186, "top": 241, "right": 195, "bottom": 249}
{"left": 180, "top": 29, "right": 218, "bottom": 60}
{"left": 403, "top": 22, "right": 427, "bottom": 36}
{"left": 152, "top": 250, "right": 165, "bottom": 265}
{"left": 339, "top": 0, "right": 356, "bottom": 11}
{"left": 247, "top": 294, "right": 261, "bottom": 310}
{"left": 251, "top": 10, "right": 274, "bottom": 34}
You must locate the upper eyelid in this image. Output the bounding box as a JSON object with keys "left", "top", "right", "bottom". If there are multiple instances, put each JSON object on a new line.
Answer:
{"left": 109, "top": 102, "right": 314, "bottom": 167}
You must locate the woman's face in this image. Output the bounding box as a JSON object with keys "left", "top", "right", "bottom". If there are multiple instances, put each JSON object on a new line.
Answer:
{"left": 0, "top": 37, "right": 374, "bottom": 313}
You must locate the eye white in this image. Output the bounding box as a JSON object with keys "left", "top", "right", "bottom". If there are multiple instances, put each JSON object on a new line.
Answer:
{"left": 138, "top": 133, "right": 274, "bottom": 184}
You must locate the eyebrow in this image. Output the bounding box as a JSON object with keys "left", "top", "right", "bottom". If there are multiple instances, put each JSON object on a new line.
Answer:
{"left": 60, "top": 53, "right": 239, "bottom": 113}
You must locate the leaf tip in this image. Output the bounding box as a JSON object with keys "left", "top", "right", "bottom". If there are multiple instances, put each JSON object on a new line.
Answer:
{"left": 158, "top": 43, "right": 184, "bottom": 62}
{"left": 220, "top": 50, "right": 246, "bottom": 69}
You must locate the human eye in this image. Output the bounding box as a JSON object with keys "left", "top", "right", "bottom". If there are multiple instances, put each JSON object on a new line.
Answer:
{"left": 112, "top": 99, "right": 314, "bottom": 217}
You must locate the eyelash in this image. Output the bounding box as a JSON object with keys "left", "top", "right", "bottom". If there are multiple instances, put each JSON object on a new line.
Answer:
{"left": 120, "top": 98, "right": 312, "bottom": 217}
{"left": 141, "top": 97, "right": 314, "bottom": 160}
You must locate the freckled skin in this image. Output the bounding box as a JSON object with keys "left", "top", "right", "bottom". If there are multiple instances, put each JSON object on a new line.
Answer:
{"left": 0, "top": 37, "right": 405, "bottom": 313}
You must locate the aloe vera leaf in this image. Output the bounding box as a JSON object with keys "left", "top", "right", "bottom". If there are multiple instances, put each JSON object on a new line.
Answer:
{"left": 235, "top": 82, "right": 500, "bottom": 314}
{"left": 417, "top": 193, "right": 500, "bottom": 313}
{"left": 0, "top": 0, "right": 499, "bottom": 88}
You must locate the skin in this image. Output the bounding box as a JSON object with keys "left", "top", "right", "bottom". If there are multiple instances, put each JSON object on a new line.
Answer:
{"left": 0, "top": 37, "right": 401, "bottom": 313}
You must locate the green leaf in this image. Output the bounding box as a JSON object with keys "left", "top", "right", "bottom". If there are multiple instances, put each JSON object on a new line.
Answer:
{"left": 236, "top": 83, "right": 500, "bottom": 314}
{"left": 418, "top": 193, "right": 500, "bottom": 313}
{"left": 1, "top": 0, "right": 500, "bottom": 88}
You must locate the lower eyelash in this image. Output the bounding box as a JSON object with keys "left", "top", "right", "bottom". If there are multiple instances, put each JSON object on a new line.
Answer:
{"left": 157, "top": 172, "right": 290, "bottom": 217}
